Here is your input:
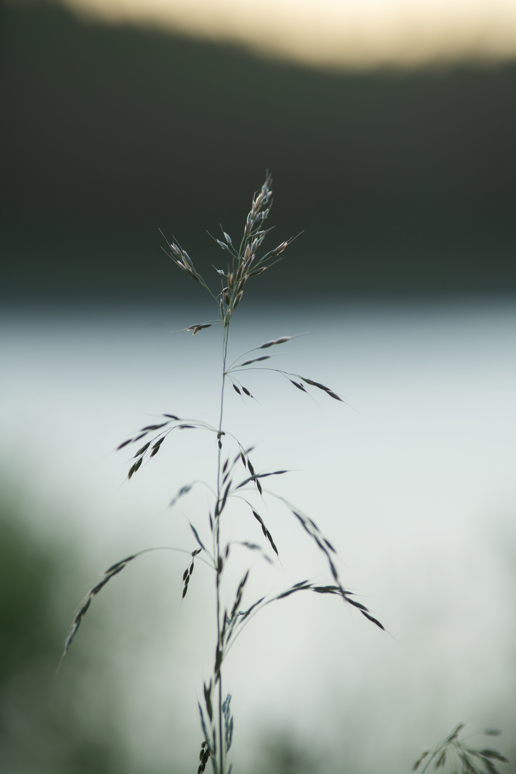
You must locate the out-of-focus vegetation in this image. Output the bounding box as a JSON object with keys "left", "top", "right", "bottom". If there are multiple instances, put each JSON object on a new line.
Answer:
{"left": 0, "top": 476, "right": 125, "bottom": 773}
{"left": 252, "top": 734, "right": 319, "bottom": 774}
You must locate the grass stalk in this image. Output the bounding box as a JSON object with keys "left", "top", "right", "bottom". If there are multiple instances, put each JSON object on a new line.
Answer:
{"left": 61, "top": 174, "right": 510, "bottom": 774}
{"left": 63, "top": 173, "right": 389, "bottom": 774}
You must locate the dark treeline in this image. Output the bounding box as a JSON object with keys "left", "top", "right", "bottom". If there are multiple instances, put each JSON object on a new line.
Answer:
{"left": 2, "top": 0, "right": 516, "bottom": 304}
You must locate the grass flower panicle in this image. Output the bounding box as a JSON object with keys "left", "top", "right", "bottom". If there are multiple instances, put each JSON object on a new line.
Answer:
{"left": 61, "top": 175, "right": 505, "bottom": 774}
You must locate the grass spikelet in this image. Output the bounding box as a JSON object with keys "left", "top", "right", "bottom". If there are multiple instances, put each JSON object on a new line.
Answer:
{"left": 182, "top": 549, "right": 201, "bottom": 599}
{"left": 134, "top": 441, "right": 151, "bottom": 457}
{"left": 299, "top": 376, "right": 343, "bottom": 401}
{"left": 239, "top": 356, "right": 271, "bottom": 367}
{"left": 128, "top": 457, "right": 143, "bottom": 479}
{"left": 150, "top": 437, "right": 165, "bottom": 456}
{"left": 198, "top": 741, "right": 211, "bottom": 774}
{"left": 187, "top": 323, "right": 213, "bottom": 335}
{"left": 251, "top": 510, "right": 279, "bottom": 556}
{"left": 258, "top": 336, "right": 292, "bottom": 349}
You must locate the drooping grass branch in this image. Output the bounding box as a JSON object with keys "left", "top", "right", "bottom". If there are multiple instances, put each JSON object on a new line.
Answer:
{"left": 413, "top": 724, "right": 508, "bottom": 774}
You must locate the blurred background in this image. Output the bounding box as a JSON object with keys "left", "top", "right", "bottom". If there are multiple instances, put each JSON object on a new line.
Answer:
{"left": 1, "top": 0, "right": 516, "bottom": 771}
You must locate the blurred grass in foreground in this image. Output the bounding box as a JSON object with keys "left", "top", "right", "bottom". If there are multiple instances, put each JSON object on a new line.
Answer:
{"left": 0, "top": 475, "right": 126, "bottom": 773}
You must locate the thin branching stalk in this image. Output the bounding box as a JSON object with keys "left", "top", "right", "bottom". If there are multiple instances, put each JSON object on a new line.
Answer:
{"left": 63, "top": 174, "right": 386, "bottom": 774}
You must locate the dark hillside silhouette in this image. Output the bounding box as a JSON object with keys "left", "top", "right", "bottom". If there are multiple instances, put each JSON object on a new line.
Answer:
{"left": 2, "top": 0, "right": 516, "bottom": 303}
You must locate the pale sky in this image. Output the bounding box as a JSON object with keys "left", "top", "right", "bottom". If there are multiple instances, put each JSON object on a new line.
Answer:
{"left": 57, "top": 0, "right": 516, "bottom": 70}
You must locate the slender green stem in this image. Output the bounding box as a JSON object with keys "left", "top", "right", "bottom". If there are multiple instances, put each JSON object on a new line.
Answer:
{"left": 217, "top": 328, "right": 229, "bottom": 495}
{"left": 215, "top": 323, "right": 230, "bottom": 774}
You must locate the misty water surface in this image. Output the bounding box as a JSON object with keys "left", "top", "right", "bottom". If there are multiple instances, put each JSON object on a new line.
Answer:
{"left": 1, "top": 300, "right": 515, "bottom": 772}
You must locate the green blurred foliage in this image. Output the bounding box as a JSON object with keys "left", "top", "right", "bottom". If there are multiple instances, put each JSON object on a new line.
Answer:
{"left": 251, "top": 734, "right": 319, "bottom": 774}
{"left": 0, "top": 479, "right": 124, "bottom": 773}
